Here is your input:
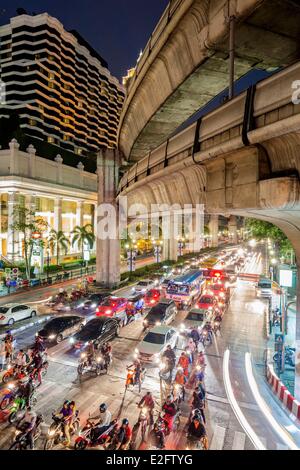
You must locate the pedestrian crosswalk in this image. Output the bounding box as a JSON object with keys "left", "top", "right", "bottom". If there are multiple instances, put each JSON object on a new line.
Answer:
{"left": 207, "top": 424, "right": 290, "bottom": 450}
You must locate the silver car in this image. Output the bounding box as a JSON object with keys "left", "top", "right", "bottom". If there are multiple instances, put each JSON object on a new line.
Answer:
{"left": 0, "top": 303, "right": 37, "bottom": 326}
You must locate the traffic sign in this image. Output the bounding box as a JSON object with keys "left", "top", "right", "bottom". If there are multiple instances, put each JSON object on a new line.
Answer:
{"left": 12, "top": 267, "right": 18, "bottom": 277}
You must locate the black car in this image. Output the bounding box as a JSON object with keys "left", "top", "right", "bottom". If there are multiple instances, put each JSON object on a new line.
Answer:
{"left": 76, "top": 292, "right": 111, "bottom": 313}
{"left": 38, "top": 316, "right": 86, "bottom": 344}
{"left": 142, "top": 299, "right": 177, "bottom": 330}
{"left": 70, "top": 317, "right": 119, "bottom": 349}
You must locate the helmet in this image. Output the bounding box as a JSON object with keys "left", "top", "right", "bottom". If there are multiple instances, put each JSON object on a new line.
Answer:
{"left": 122, "top": 418, "right": 129, "bottom": 426}
{"left": 6, "top": 330, "right": 11, "bottom": 335}
{"left": 99, "top": 403, "right": 107, "bottom": 412}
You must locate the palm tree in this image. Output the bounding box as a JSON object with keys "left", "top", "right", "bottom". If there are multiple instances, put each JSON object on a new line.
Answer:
{"left": 48, "top": 229, "right": 70, "bottom": 266}
{"left": 71, "top": 224, "right": 95, "bottom": 261}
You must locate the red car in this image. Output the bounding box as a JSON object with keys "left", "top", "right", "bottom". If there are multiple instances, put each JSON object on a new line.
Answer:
{"left": 144, "top": 289, "right": 161, "bottom": 307}
{"left": 210, "top": 283, "right": 228, "bottom": 301}
{"left": 96, "top": 297, "right": 128, "bottom": 325}
{"left": 196, "top": 293, "right": 215, "bottom": 311}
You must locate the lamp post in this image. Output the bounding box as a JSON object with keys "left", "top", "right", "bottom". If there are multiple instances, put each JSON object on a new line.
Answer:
{"left": 178, "top": 237, "right": 185, "bottom": 257}
{"left": 46, "top": 248, "right": 50, "bottom": 283}
{"left": 126, "top": 241, "right": 137, "bottom": 275}
{"left": 153, "top": 240, "right": 163, "bottom": 264}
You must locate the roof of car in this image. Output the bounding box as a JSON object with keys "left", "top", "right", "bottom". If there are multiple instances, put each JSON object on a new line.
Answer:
{"left": 2, "top": 303, "right": 26, "bottom": 308}
{"left": 148, "top": 325, "right": 176, "bottom": 335}
{"left": 188, "top": 308, "right": 208, "bottom": 314}
{"left": 158, "top": 298, "right": 173, "bottom": 305}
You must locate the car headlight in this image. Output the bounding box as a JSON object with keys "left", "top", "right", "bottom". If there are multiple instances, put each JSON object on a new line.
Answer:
{"left": 48, "top": 334, "right": 56, "bottom": 340}
{"left": 91, "top": 303, "right": 97, "bottom": 308}
{"left": 69, "top": 338, "right": 74, "bottom": 344}
{"left": 105, "top": 309, "right": 112, "bottom": 314}
{"left": 35, "top": 332, "right": 38, "bottom": 337}
{"left": 155, "top": 321, "right": 161, "bottom": 326}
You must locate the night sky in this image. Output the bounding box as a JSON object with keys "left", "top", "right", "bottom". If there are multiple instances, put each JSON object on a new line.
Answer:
{"left": 0, "top": 0, "right": 169, "bottom": 79}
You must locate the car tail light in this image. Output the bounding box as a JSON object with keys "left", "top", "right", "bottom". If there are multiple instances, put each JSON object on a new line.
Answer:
{"left": 105, "top": 309, "right": 112, "bottom": 315}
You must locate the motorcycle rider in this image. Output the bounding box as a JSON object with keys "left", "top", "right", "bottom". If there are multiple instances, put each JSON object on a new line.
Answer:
{"left": 203, "top": 321, "right": 213, "bottom": 342}
{"left": 174, "top": 368, "right": 186, "bottom": 402}
{"left": 100, "top": 342, "right": 112, "bottom": 369}
{"left": 127, "top": 359, "right": 142, "bottom": 387}
{"left": 191, "top": 384, "right": 206, "bottom": 423}
{"left": 161, "top": 345, "right": 176, "bottom": 379}
{"left": 58, "top": 400, "right": 76, "bottom": 447}
{"left": 15, "top": 349, "right": 28, "bottom": 368}
{"left": 138, "top": 391, "right": 155, "bottom": 425}
{"left": 19, "top": 376, "right": 35, "bottom": 407}
{"left": 187, "top": 415, "right": 208, "bottom": 449}
{"left": 89, "top": 403, "right": 112, "bottom": 442}
{"left": 162, "top": 395, "right": 177, "bottom": 432}
{"left": 17, "top": 406, "right": 37, "bottom": 450}
{"left": 86, "top": 340, "right": 96, "bottom": 366}
{"left": 149, "top": 421, "right": 165, "bottom": 449}
{"left": 114, "top": 418, "right": 132, "bottom": 450}
{"left": 177, "top": 351, "right": 189, "bottom": 378}
{"left": 189, "top": 327, "right": 200, "bottom": 346}
{"left": 33, "top": 336, "right": 46, "bottom": 355}
{"left": 4, "top": 338, "right": 14, "bottom": 364}
{"left": 32, "top": 352, "right": 43, "bottom": 386}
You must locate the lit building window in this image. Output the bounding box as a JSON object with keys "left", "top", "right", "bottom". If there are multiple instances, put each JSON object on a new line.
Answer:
{"left": 29, "top": 119, "right": 37, "bottom": 126}
{"left": 48, "top": 55, "right": 54, "bottom": 61}
{"left": 47, "top": 136, "right": 55, "bottom": 143}
{"left": 48, "top": 81, "right": 55, "bottom": 89}
{"left": 75, "top": 148, "right": 82, "bottom": 155}
{"left": 48, "top": 72, "right": 55, "bottom": 80}
{"left": 63, "top": 135, "right": 70, "bottom": 141}
{"left": 64, "top": 118, "right": 70, "bottom": 124}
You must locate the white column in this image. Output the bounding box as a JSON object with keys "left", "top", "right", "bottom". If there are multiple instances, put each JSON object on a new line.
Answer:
{"left": 9, "top": 139, "right": 20, "bottom": 175}
{"left": 27, "top": 144, "right": 36, "bottom": 178}
{"left": 209, "top": 214, "right": 219, "bottom": 248}
{"left": 76, "top": 201, "right": 84, "bottom": 228}
{"left": 54, "top": 197, "right": 62, "bottom": 232}
{"left": 7, "top": 192, "right": 20, "bottom": 261}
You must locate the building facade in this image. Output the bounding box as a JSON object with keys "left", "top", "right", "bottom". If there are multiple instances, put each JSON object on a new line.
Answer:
{"left": 0, "top": 139, "right": 97, "bottom": 263}
{"left": 0, "top": 12, "right": 125, "bottom": 156}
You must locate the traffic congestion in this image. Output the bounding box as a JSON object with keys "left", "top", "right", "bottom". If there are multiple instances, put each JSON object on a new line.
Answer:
{"left": 0, "top": 246, "right": 266, "bottom": 451}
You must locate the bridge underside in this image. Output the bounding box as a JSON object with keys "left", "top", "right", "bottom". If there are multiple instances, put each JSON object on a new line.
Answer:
{"left": 120, "top": 0, "right": 300, "bottom": 161}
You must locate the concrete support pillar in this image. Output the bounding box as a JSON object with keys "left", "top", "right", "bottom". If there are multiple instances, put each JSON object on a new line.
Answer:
{"left": 294, "top": 263, "right": 300, "bottom": 401}
{"left": 7, "top": 192, "right": 20, "bottom": 260}
{"left": 228, "top": 215, "right": 238, "bottom": 244}
{"left": 209, "top": 214, "right": 219, "bottom": 248}
{"left": 27, "top": 144, "right": 36, "bottom": 178}
{"left": 162, "top": 212, "right": 178, "bottom": 262}
{"left": 54, "top": 197, "right": 62, "bottom": 232}
{"left": 96, "top": 148, "right": 120, "bottom": 288}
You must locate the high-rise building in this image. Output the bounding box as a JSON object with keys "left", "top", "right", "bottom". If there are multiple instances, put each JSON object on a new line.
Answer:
{"left": 0, "top": 12, "right": 125, "bottom": 156}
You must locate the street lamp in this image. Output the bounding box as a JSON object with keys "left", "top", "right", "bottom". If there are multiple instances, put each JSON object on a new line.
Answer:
{"left": 126, "top": 240, "right": 137, "bottom": 274}
{"left": 178, "top": 237, "right": 185, "bottom": 257}
{"left": 153, "top": 240, "right": 163, "bottom": 263}
{"left": 46, "top": 248, "right": 50, "bottom": 283}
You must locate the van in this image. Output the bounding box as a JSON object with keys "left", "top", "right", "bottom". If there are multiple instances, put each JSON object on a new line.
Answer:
{"left": 256, "top": 278, "right": 272, "bottom": 298}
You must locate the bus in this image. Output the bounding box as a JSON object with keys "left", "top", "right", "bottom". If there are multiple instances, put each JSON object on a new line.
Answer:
{"left": 165, "top": 270, "right": 206, "bottom": 308}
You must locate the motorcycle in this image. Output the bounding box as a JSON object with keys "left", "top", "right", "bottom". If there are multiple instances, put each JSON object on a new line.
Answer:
{"left": 186, "top": 434, "right": 209, "bottom": 450}
{"left": 171, "top": 382, "right": 185, "bottom": 405}
{"left": 199, "top": 329, "right": 213, "bottom": 347}
{"left": 131, "top": 407, "right": 150, "bottom": 449}
{"left": 9, "top": 414, "right": 44, "bottom": 450}
{"left": 77, "top": 353, "right": 108, "bottom": 381}
{"left": 74, "top": 418, "right": 118, "bottom": 450}
{"left": 2, "top": 365, "right": 27, "bottom": 384}
{"left": 44, "top": 410, "right": 80, "bottom": 450}
{"left": 125, "top": 366, "right": 146, "bottom": 393}
{"left": 0, "top": 383, "right": 18, "bottom": 410}
{"left": 273, "top": 347, "right": 295, "bottom": 367}
{"left": 9, "top": 395, "right": 37, "bottom": 424}
{"left": 158, "top": 358, "right": 175, "bottom": 383}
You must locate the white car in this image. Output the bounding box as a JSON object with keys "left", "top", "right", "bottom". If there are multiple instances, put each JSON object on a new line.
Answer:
{"left": 133, "top": 279, "right": 157, "bottom": 293}
{"left": 0, "top": 303, "right": 37, "bottom": 326}
{"left": 135, "top": 325, "right": 178, "bottom": 364}
{"left": 180, "top": 307, "right": 213, "bottom": 333}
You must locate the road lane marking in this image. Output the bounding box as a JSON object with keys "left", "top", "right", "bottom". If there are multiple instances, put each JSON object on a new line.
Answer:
{"left": 232, "top": 431, "right": 246, "bottom": 450}
{"left": 245, "top": 352, "right": 299, "bottom": 450}
{"left": 223, "top": 349, "right": 266, "bottom": 450}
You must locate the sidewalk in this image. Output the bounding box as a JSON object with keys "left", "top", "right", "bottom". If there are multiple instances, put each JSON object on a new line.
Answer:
{"left": 268, "top": 302, "right": 296, "bottom": 394}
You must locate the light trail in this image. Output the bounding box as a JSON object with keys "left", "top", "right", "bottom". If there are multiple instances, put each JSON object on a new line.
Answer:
{"left": 223, "top": 349, "right": 266, "bottom": 450}
{"left": 245, "top": 352, "right": 299, "bottom": 450}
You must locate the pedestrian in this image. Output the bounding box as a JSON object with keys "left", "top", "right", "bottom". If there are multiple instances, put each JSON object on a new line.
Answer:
{"left": 4, "top": 338, "right": 13, "bottom": 364}
{"left": 187, "top": 338, "right": 197, "bottom": 363}
{"left": 0, "top": 340, "right": 6, "bottom": 371}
